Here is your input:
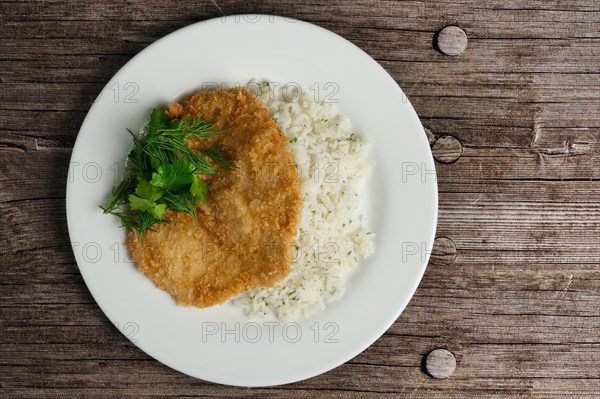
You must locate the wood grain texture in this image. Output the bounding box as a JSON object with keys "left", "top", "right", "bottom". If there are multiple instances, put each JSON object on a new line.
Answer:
{"left": 1, "top": 0, "right": 599, "bottom": 397}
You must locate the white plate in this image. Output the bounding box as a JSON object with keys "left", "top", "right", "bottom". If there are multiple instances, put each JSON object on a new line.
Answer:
{"left": 66, "top": 15, "right": 438, "bottom": 387}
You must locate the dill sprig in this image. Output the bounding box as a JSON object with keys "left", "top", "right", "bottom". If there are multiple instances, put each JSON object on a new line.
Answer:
{"left": 100, "top": 174, "right": 137, "bottom": 214}
{"left": 101, "top": 108, "right": 233, "bottom": 238}
{"left": 202, "top": 144, "right": 236, "bottom": 171}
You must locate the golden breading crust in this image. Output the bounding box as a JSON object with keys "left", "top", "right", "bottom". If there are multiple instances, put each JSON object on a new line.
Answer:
{"left": 127, "top": 88, "right": 302, "bottom": 308}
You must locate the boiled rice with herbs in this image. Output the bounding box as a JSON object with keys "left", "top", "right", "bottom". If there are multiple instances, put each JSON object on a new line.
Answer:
{"left": 233, "top": 82, "right": 375, "bottom": 321}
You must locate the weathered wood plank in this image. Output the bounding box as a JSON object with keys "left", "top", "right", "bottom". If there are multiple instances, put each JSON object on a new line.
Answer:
{"left": 0, "top": 198, "right": 70, "bottom": 254}
{"left": 2, "top": 363, "right": 600, "bottom": 399}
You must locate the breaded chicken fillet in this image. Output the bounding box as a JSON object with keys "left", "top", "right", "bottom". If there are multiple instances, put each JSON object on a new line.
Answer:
{"left": 127, "top": 88, "right": 302, "bottom": 307}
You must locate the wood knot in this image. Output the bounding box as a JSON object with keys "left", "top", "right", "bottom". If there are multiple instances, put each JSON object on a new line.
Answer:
{"left": 425, "top": 349, "right": 457, "bottom": 379}
{"left": 432, "top": 136, "right": 462, "bottom": 163}
{"left": 430, "top": 237, "right": 457, "bottom": 265}
{"left": 436, "top": 26, "right": 468, "bottom": 56}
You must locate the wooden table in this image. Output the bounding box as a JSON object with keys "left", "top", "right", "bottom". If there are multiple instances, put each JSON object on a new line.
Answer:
{"left": 2, "top": 1, "right": 599, "bottom": 397}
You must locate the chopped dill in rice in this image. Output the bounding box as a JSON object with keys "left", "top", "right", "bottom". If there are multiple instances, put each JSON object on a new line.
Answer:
{"left": 233, "top": 81, "right": 375, "bottom": 321}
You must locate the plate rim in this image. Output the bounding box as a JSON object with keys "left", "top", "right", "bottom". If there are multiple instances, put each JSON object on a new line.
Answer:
{"left": 66, "top": 13, "right": 439, "bottom": 387}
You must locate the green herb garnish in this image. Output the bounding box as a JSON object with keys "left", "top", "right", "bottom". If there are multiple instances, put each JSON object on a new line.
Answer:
{"left": 101, "top": 108, "right": 233, "bottom": 237}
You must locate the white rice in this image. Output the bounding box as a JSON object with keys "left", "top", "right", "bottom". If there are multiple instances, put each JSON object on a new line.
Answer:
{"left": 233, "top": 82, "right": 375, "bottom": 321}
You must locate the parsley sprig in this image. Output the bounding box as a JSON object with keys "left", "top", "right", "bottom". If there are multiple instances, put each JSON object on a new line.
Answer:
{"left": 101, "top": 108, "right": 233, "bottom": 237}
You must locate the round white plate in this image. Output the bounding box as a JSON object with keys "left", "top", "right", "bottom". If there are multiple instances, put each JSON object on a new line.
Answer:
{"left": 67, "top": 15, "right": 438, "bottom": 387}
